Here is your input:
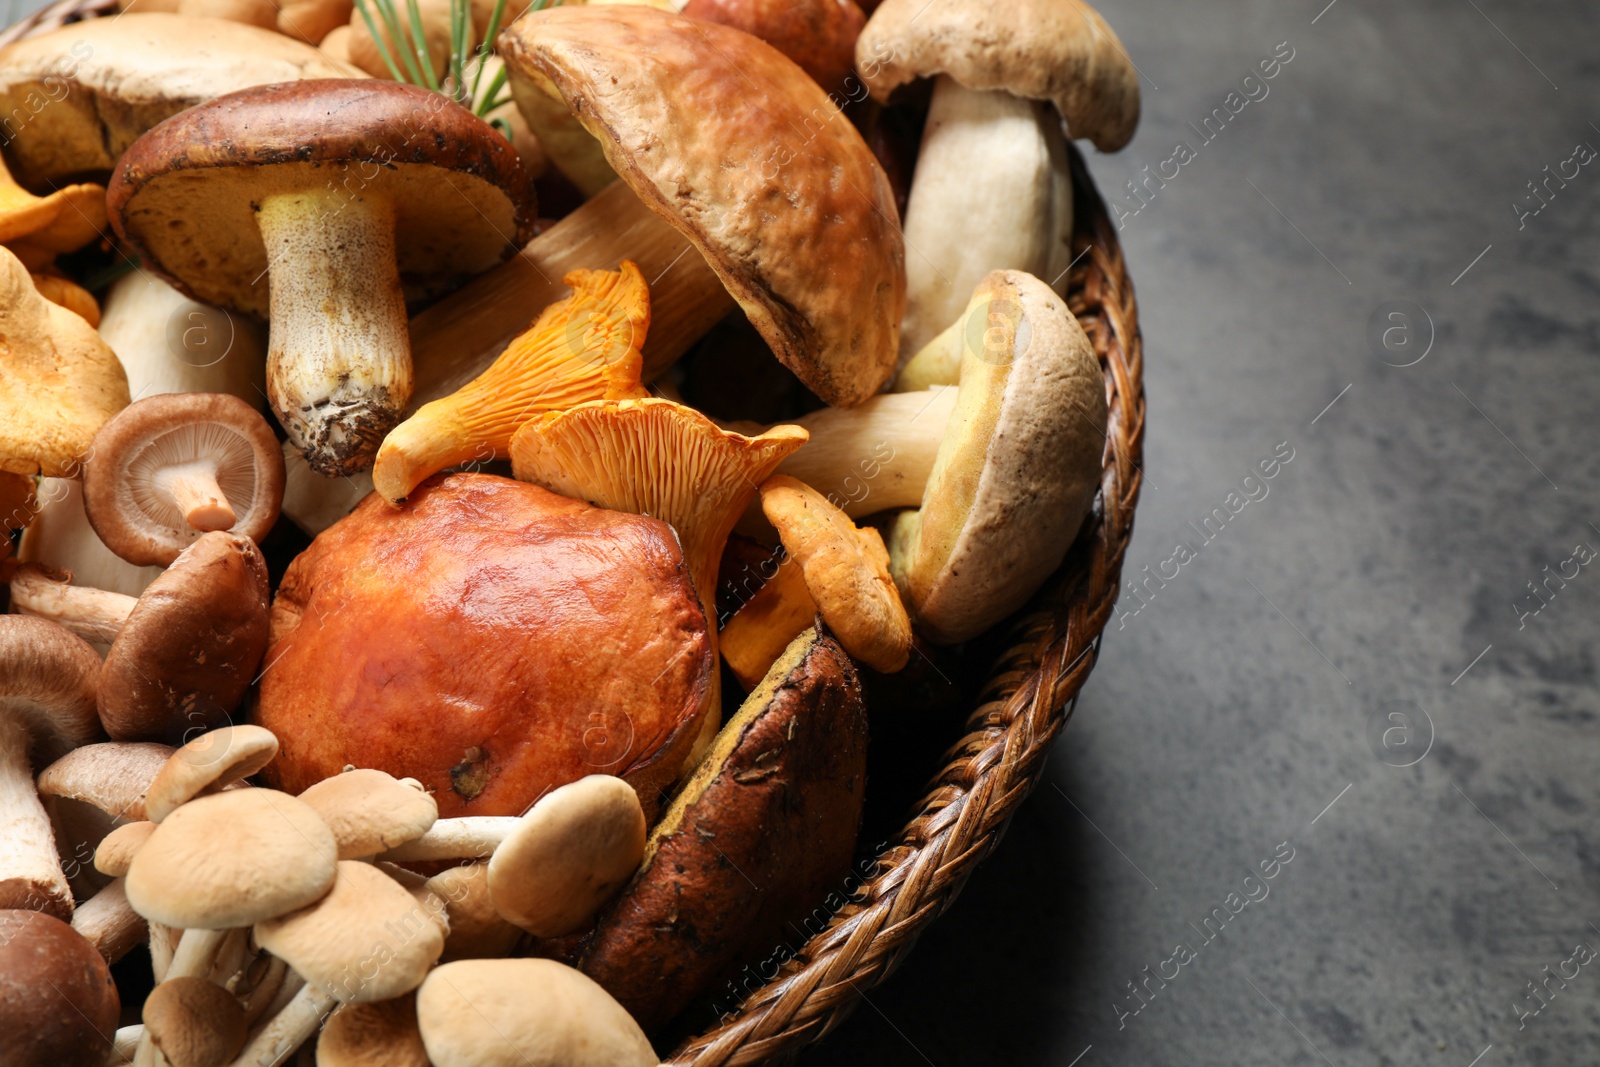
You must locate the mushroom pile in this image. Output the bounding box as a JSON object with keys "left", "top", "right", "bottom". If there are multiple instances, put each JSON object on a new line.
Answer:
{"left": 0, "top": 0, "right": 1142, "bottom": 1060}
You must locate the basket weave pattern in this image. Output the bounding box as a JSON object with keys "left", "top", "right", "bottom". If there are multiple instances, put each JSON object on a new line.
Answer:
{"left": 0, "top": 3, "right": 1145, "bottom": 1059}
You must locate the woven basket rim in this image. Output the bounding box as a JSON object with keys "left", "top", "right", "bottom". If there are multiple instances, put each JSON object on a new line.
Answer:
{"left": 0, "top": 3, "right": 1145, "bottom": 1060}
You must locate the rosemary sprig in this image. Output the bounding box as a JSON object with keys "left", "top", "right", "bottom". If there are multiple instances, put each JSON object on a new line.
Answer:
{"left": 350, "top": 0, "right": 552, "bottom": 122}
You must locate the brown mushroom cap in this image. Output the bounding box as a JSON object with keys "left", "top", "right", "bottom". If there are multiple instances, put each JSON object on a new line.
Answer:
{"left": 0, "top": 909, "right": 120, "bottom": 1067}
{"left": 681, "top": 0, "right": 866, "bottom": 95}
{"left": 96, "top": 533, "right": 272, "bottom": 742}
{"left": 81, "top": 394, "right": 285, "bottom": 567}
{"left": 0, "top": 14, "right": 358, "bottom": 188}
{"left": 255, "top": 860, "right": 443, "bottom": 1003}
{"left": 108, "top": 79, "right": 534, "bottom": 317}
{"left": 142, "top": 975, "right": 247, "bottom": 1067}
{"left": 500, "top": 5, "right": 904, "bottom": 407}
{"left": 36, "top": 740, "right": 174, "bottom": 823}
{"left": 424, "top": 863, "right": 520, "bottom": 962}
{"left": 317, "top": 996, "right": 431, "bottom": 1067}
{"left": 93, "top": 820, "right": 156, "bottom": 878}
{"left": 855, "top": 0, "right": 1140, "bottom": 151}
{"left": 143, "top": 724, "right": 279, "bottom": 822}
{"left": 124, "top": 787, "right": 337, "bottom": 928}
{"left": 760, "top": 475, "right": 911, "bottom": 672}
{"left": 297, "top": 769, "right": 439, "bottom": 859}
{"left": 0, "top": 614, "right": 103, "bottom": 768}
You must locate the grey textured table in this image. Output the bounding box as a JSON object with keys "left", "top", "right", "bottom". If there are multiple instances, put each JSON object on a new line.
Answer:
{"left": 799, "top": 1, "right": 1600, "bottom": 1065}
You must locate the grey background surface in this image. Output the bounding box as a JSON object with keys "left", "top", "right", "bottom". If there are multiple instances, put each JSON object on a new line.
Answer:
{"left": 797, "top": 1, "right": 1600, "bottom": 1065}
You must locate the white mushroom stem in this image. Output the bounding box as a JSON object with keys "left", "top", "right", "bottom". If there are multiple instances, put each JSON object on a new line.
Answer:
{"left": 377, "top": 816, "right": 521, "bottom": 862}
{"left": 132, "top": 926, "right": 235, "bottom": 1064}
{"left": 71, "top": 878, "right": 148, "bottom": 964}
{"left": 156, "top": 461, "right": 237, "bottom": 531}
{"left": 258, "top": 188, "right": 412, "bottom": 478}
{"left": 8, "top": 564, "right": 137, "bottom": 644}
{"left": 0, "top": 714, "right": 72, "bottom": 919}
{"left": 240, "top": 955, "right": 291, "bottom": 1028}
{"left": 896, "top": 75, "right": 1074, "bottom": 360}
{"left": 228, "top": 981, "right": 337, "bottom": 1067}
{"left": 149, "top": 921, "right": 180, "bottom": 982}
{"left": 733, "top": 388, "right": 958, "bottom": 524}
{"left": 109, "top": 1025, "right": 143, "bottom": 1065}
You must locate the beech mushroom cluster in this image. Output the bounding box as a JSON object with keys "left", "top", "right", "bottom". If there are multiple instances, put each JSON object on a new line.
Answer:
{"left": 0, "top": 0, "right": 1145, "bottom": 1058}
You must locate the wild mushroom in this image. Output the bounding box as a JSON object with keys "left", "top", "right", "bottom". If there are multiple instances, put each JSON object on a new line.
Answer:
{"left": 0, "top": 246, "right": 129, "bottom": 480}
{"left": 31, "top": 273, "right": 100, "bottom": 326}
{"left": 682, "top": 0, "right": 866, "bottom": 96}
{"left": 486, "top": 775, "right": 645, "bottom": 938}
{"left": 0, "top": 150, "right": 105, "bottom": 255}
{"left": 721, "top": 474, "right": 911, "bottom": 688}
{"left": 424, "top": 863, "right": 521, "bottom": 961}
{"left": 278, "top": 0, "right": 354, "bottom": 43}
{"left": 175, "top": 0, "right": 280, "bottom": 30}
{"left": 108, "top": 80, "right": 535, "bottom": 477}
{"left": 377, "top": 817, "right": 521, "bottom": 862}
{"left": 143, "top": 976, "right": 248, "bottom": 1067}
{"left": 510, "top": 398, "right": 807, "bottom": 758}
{"left": 0, "top": 14, "right": 356, "bottom": 189}
{"left": 296, "top": 768, "right": 439, "bottom": 859}
{"left": 346, "top": 0, "right": 454, "bottom": 80}
{"left": 856, "top": 0, "right": 1139, "bottom": 357}
{"left": 0, "top": 616, "right": 102, "bottom": 920}
{"left": 415, "top": 958, "right": 655, "bottom": 1067}
{"left": 36, "top": 742, "right": 171, "bottom": 846}
{"left": 97, "top": 272, "right": 267, "bottom": 406}
{"left": 241, "top": 861, "right": 445, "bottom": 1066}
{"left": 12, "top": 534, "right": 273, "bottom": 741}
{"left": 69, "top": 877, "right": 147, "bottom": 965}
{"left": 142, "top": 724, "right": 279, "bottom": 822}
{"left": 317, "top": 996, "right": 430, "bottom": 1067}
{"left": 371, "top": 262, "right": 651, "bottom": 505}
{"left": 0, "top": 909, "right": 120, "bottom": 1067}
{"left": 81, "top": 392, "right": 284, "bottom": 566}
{"left": 92, "top": 819, "right": 156, "bottom": 878}
{"left": 885, "top": 271, "right": 1105, "bottom": 642}
{"left": 408, "top": 4, "right": 904, "bottom": 411}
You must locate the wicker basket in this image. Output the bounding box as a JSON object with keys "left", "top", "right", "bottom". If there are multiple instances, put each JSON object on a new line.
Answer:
{"left": 0, "top": 5, "right": 1145, "bottom": 1062}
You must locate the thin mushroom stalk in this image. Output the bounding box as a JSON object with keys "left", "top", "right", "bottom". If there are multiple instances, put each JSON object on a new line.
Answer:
{"left": 229, "top": 982, "right": 337, "bottom": 1067}
{"left": 376, "top": 816, "right": 521, "bottom": 862}
{"left": 259, "top": 189, "right": 413, "bottom": 477}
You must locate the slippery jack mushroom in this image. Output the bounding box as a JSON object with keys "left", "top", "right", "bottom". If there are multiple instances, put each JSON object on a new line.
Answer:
{"left": 0, "top": 616, "right": 103, "bottom": 920}
{"left": 9, "top": 532, "right": 273, "bottom": 741}
{"left": 721, "top": 475, "right": 911, "bottom": 689}
{"left": 82, "top": 393, "right": 285, "bottom": 567}
{"left": 486, "top": 774, "right": 645, "bottom": 938}
{"left": 416, "top": 958, "right": 655, "bottom": 1067}
{"left": 510, "top": 397, "right": 807, "bottom": 757}
{"left": 372, "top": 261, "right": 651, "bottom": 505}
{"left": 0, "top": 909, "right": 121, "bottom": 1067}
{"left": 0, "top": 246, "right": 129, "bottom": 480}
{"left": 107, "top": 79, "right": 535, "bottom": 476}
{"left": 408, "top": 4, "right": 903, "bottom": 413}
{"left": 855, "top": 0, "right": 1140, "bottom": 357}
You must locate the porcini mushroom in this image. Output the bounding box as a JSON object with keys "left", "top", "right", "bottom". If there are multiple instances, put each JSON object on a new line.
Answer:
{"left": 486, "top": 775, "right": 645, "bottom": 938}
{"left": 142, "top": 724, "right": 279, "bottom": 822}
{"left": 317, "top": 996, "right": 430, "bottom": 1067}
{"left": 12, "top": 534, "right": 273, "bottom": 741}
{"left": 682, "top": 0, "right": 866, "bottom": 96}
{"left": 409, "top": 4, "right": 904, "bottom": 410}
{"left": 510, "top": 398, "right": 807, "bottom": 756}
{"left": 856, "top": 0, "right": 1139, "bottom": 357}
{"left": 372, "top": 262, "right": 650, "bottom": 505}
{"left": 176, "top": 0, "right": 280, "bottom": 30}
{"left": 108, "top": 80, "right": 535, "bottom": 476}
{"left": 97, "top": 271, "right": 268, "bottom": 407}
{"left": 241, "top": 861, "right": 445, "bottom": 1065}
{"left": 0, "top": 14, "right": 356, "bottom": 189}
{"left": 296, "top": 768, "right": 439, "bottom": 859}
{"left": 416, "top": 958, "right": 655, "bottom": 1067}
{"left": 0, "top": 616, "right": 102, "bottom": 920}
{"left": 0, "top": 247, "right": 129, "bottom": 479}
{"left": 885, "top": 271, "right": 1105, "bottom": 642}
{"left": 0, "top": 909, "right": 120, "bottom": 1067}
{"left": 80, "top": 391, "right": 284, "bottom": 567}
{"left": 142, "top": 975, "right": 248, "bottom": 1067}
{"left": 721, "top": 474, "right": 911, "bottom": 688}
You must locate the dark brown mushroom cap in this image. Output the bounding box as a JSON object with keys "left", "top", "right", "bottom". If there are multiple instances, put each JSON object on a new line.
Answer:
{"left": 0, "top": 615, "right": 103, "bottom": 768}
{"left": 499, "top": 6, "right": 904, "bottom": 408}
{"left": 0, "top": 909, "right": 120, "bottom": 1067}
{"left": 82, "top": 394, "right": 285, "bottom": 567}
{"left": 97, "top": 532, "right": 272, "bottom": 743}
{"left": 107, "top": 79, "right": 536, "bottom": 317}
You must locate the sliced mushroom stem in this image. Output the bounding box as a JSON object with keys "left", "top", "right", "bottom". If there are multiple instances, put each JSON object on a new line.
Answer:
{"left": 228, "top": 981, "right": 337, "bottom": 1067}
{"left": 376, "top": 816, "right": 521, "bottom": 862}
{"left": 71, "top": 878, "right": 148, "bottom": 964}
{"left": 408, "top": 180, "right": 731, "bottom": 407}
{"left": 158, "top": 461, "right": 238, "bottom": 532}
{"left": 896, "top": 75, "right": 1073, "bottom": 360}
{"left": 258, "top": 188, "right": 412, "bottom": 478}
{"left": 8, "top": 563, "right": 137, "bottom": 644}
{"left": 0, "top": 714, "right": 73, "bottom": 919}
